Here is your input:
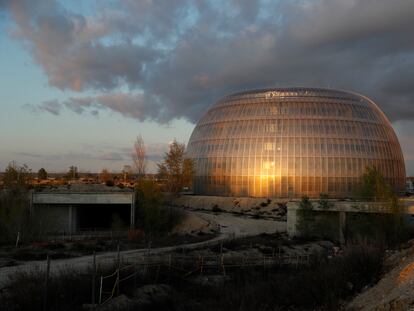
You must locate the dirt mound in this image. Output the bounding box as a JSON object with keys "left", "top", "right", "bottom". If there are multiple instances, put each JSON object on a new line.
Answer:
{"left": 172, "top": 212, "right": 219, "bottom": 235}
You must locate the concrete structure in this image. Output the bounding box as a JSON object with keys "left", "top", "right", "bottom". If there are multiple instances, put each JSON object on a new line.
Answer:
{"left": 187, "top": 87, "right": 406, "bottom": 198}
{"left": 31, "top": 185, "right": 135, "bottom": 233}
{"left": 286, "top": 201, "right": 414, "bottom": 244}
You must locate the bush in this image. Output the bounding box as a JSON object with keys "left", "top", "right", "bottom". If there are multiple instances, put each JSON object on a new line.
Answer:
{"left": 134, "top": 180, "right": 184, "bottom": 237}
{"left": 318, "top": 193, "right": 334, "bottom": 209}
{"left": 0, "top": 189, "right": 52, "bottom": 245}
{"left": 105, "top": 179, "right": 115, "bottom": 187}
{"left": 212, "top": 204, "right": 222, "bottom": 213}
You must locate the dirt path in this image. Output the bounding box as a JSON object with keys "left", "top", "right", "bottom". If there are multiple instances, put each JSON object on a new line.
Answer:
{"left": 0, "top": 211, "right": 285, "bottom": 287}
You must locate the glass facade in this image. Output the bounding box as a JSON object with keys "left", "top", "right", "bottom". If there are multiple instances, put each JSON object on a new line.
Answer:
{"left": 186, "top": 88, "right": 406, "bottom": 198}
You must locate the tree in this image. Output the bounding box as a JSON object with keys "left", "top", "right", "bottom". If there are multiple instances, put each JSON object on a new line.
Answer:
{"left": 37, "top": 168, "right": 48, "bottom": 180}
{"left": 132, "top": 135, "right": 146, "bottom": 180}
{"left": 157, "top": 140, "right": 195, "bottom": 195}
{"left": 296, "top": 196, "right": 314, "bottom": 237}
{"left": 66, "top": 166, "right": 79, "bottom": 180}
{"left": 99, "top": 168, "right": 112, "bottom": 184}
{"left": 122, "top": 165, "right": 132, "bottom": 182}
{"left": 2, "top": 162, "right": 31, "bottom": 189}
{"left": 355, "top": 166, "right": 391, "bottom": 201}
{"left": 352, "top": 166, "right": 408, "bottom": 247}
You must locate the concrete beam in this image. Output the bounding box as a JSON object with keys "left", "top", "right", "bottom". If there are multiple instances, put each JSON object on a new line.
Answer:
{"left": 33, "top": 192, "right": 134, "bottom": 205}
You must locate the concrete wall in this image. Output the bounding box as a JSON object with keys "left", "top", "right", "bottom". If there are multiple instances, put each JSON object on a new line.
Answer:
{"left": 32, "top": 204, "right": 76, "bottom": 234}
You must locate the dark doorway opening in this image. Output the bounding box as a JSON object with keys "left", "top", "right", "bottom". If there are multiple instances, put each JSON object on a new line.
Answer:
{"left": 76, "top": 204, "right": 130, "bottom": 230}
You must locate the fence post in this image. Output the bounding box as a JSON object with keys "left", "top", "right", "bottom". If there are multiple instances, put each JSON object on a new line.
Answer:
{"left": 116, "top": 243, "right": 120, "bottom": 297}
{"left": 91, "top": 251, "right": 96, "bottom": 309}
{"left": 134, "top": 264, "right": 137, "bottom": 289}
{"left": 43, "top": 255, "right": 51, "bottom": 311}
{"left": 221, "top": 255, "right": 225, "bottom": 275}
{"left": 99, "top": 276, "right": 103, "bottom": 304}
{"left": 15, "top": 231, "right": 20, "bottom": 248}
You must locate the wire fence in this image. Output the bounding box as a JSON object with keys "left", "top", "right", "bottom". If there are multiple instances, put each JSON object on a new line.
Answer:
{"left": 97, "top": 248, "right": 312, "bottom": 306}
{"left": 39, "top": 230, "right": 129, "bottom": 242}
{"left": 2, "top": 236, "right": 313, "bottom": 309}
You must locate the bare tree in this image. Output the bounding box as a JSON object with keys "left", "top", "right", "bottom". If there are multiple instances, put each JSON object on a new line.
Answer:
{"left": 2, "top": 161, "right": 31, "bottom": 189}
{"left": 132, "top": 135, "right": 146, "bottom": 180}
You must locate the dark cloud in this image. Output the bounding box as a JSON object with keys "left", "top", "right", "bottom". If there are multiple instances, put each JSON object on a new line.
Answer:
{"left": 4, "top": 0, "right": 414, "bottom": 123}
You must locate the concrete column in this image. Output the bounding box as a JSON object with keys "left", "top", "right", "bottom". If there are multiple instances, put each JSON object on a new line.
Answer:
{"left": 130, "top": 193, "right": 136, "bottom": 229}
{"left": 68, "top": 205, "right": 73, "bottom": 234}
{"left": 28, "top": 190, "right": 34, "bottom": 216}
{"left": 339, "top": 211, "right": 346, "bottom": 245}
{"left": 68, "top": 205, "right": 77, "bottom": 233}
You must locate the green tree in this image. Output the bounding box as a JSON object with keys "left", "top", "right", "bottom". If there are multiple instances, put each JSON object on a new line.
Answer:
{"left": 157, "top": 140, "right": 195, "bottom": 195}
{"left": 299, "top": 195, "right": 313, "bottom": 210}
{"left": 296, "top": 196, "right": 314, "bottom": 237}
{"left": 37, "top": 168, "right": 48, "bottom": 180}
{"left": 355, "top": 166, "right": 391, "bottom": 201}
{"left": 135, "top": 180, "right": 164, "bottom": 235}
{"left": 351, "top": 166, "right": 408, "bottom": 247}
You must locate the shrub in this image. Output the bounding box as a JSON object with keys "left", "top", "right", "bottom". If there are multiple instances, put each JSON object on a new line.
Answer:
{"left": 127, "top": 229, "right": 145, "bottom": 241}
{"left": 134, "top": 180, "right": 184, "bottom": 237}
{"left": 212, "top": 204, "right": 222, "bottom": 213}
{"left": 318, "top": 193, "right": 334, "bottom": 209}
{"left": 105, "top": 179, "right": 115, "bottom": 187}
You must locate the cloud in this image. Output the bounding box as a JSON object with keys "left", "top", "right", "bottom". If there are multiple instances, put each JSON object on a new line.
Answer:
{"left": 25, "top": 99, "right": 63, "bottom": 115}
{"left": 61, "top": 92, "right": 165, "bottom": 122}
{"left": 4, "top": 0, "right": 414, "bottom": 123}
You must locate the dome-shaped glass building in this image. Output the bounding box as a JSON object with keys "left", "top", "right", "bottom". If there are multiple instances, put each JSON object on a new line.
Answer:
{"left": 186, "top": 88, "right": 406, "bottom": 198}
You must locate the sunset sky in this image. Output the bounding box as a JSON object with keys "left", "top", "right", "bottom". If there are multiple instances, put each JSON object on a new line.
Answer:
{"left": 0, "top": 0, "right": 413, "bottom": 174}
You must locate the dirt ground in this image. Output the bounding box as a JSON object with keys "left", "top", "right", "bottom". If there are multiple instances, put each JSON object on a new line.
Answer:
{"left": 346, "top": 239, "right": 414, "bottom": 311}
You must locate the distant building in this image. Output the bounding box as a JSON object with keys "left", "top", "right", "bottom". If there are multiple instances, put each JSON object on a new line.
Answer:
{"left": 186, "top": 88, "right": 406, "bottom": 198}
